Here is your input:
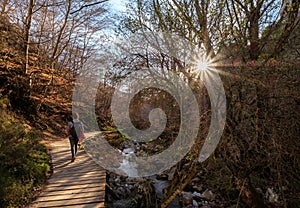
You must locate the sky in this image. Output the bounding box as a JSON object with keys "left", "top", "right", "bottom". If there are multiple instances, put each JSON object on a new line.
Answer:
{"left": 108, "top": 0, "right": 128, "bottom": 13}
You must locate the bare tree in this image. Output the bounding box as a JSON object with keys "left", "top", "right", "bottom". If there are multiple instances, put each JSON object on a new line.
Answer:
{"left": 121, "top": 0, "right": 299, "bottom": 62}
{"left": 24, "top": 0, "right": 35, "bottom": 74}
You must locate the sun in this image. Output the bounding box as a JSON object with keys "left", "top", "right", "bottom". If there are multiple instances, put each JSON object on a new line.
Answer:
{"left": 191, "top": 54, "right": 212, "bottom": 76}
{"left": 189, "top": 51, "right": 239, "bottom": 81}
{"left": 196, "top": 60, "right": 209, "bottom": 71}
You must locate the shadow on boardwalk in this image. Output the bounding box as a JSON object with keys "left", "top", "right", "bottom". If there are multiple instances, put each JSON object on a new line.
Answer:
{"left": 31, "top": 138, "right": 106, "bottom": 208}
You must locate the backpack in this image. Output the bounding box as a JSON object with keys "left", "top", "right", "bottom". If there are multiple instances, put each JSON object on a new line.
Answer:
{"left": 70, "top": 120, "right": 84, "bottom": 140}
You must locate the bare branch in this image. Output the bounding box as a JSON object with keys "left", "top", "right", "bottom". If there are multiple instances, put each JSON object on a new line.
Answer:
{"left": 70, "top": 0, "right": 109, "bottom": 15}
{"left": 233, "top": 0, "right": 248, "bottom": 11}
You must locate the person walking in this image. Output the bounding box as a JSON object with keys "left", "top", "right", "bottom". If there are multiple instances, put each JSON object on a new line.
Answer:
{"left": 66, "top": 113, "right": 84, "bottom": 162}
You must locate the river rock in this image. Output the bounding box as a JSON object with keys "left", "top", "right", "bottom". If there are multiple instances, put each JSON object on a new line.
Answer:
{"left": 266, "top": 187, "right": 278, "bottom": 203}
{"left": 202, "top": 189, "right": 215, "bottom": 201}
{"left": 115, "top": 186, "right": 130, "bottom": 198}
{"left": 113, "top": 199, "right": 133, "bottom": 208}
{"left": 192, "top": 191, "right": 201, "bottom": 198}
{"left": 182, "top": 191, "right": 194, "bottom": 206}
{"left": 192, "top": 199, "right": 199, "bottom": 207}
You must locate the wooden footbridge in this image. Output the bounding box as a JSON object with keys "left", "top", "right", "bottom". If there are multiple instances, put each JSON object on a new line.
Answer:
{"left": 31, "top": 134, "right": 106, "bottom": 208}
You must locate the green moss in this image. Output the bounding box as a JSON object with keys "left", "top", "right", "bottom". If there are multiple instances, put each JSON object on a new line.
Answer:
{"left": 102, "top": 125, "right": 119, "bottom": 132}
{"left": 0, "top": 95, "right": 50, "bottom": 208}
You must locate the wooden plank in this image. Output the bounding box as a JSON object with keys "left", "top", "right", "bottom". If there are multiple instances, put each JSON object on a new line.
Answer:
{"left": 52, "top": 156, "right": 91, "bottom": 161}
{"left": 54, "top": 165, "right": 101, "bottom": 173}
{"left": 52, "top": 167, "right": 105, "bottom": 174}
{"left": 70, "top": 202, "right": 105, "bottom": 208}
{"left": 35, "top": 190, "right": 105, "bottom": 202}
{"left": 50, "top": 171, "right": 102, "bottom": 178}
{"left": 53, "top": 157, "right": 95, "bottom": 162}
{"left": 31, "top": 137, "right": 106, "bottom": 208}
{"left": 47, "top": 176, "right": 106, "bottom": 185}
{"left": 52, "top": 153, "right": 87, "bottom": 157}
{"left": 50, "top": 151, "right": 70, "bottom": 156}
{"left": 48, "top": 173, "right": 105, "bottom": 182}
{"left": 53, "top": 168, "right": 104, "bottom": 176}
{"left": 52, "top": 160, "right": 97, "bottom": 166}
{"left": 40, "top": 186, "right": 104, "bottom": 197}
{"left": 52, "top": 159, "right": 93, "bottom": 164}
{"left": 54, "top": 168, "right": 102, "bottom": 176}
{"left": 45, "top": 179, "right": 105, "bottom": 188}
{"left": 51, "top": 168, "right": 104, "bottom": 176}
{"left": 32, "top": 196, "right": 104, "bottom": 207}
{"left": 31, "top": 201, "right": 105, "bottom": 208}
{"left": 43, "top": 183, "right": 104, "bottom": 192}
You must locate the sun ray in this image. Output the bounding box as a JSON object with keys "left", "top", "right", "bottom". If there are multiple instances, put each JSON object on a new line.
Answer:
{"left": 187, "top": 50, "right": 266, "bottom": 89}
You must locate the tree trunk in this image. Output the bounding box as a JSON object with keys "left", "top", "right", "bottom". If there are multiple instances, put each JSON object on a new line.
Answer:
{"left": 249, "top": 13, "right": 260, "bottom": 60}
{"left": 194, "top": 0, "right": 215, "bottom": 57}
{"left": 272, "top": 0, "right": 300, "bottom": 58}
{"left": 51, "top": 0, "right": 72, "bottom": 62}
{"left": 24, "top": 0, "right": 35, "bottom": 75}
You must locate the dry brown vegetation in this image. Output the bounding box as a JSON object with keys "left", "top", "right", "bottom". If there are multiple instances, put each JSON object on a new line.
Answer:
{"left": 95, "top": 64, "right": 299, "bottom": 207}
{"left": 0, "top": 0, "right": 299, "bottom": 207}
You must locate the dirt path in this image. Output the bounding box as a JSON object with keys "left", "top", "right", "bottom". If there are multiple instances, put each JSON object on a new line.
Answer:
{"left": 31, "top": 134, "right": 106, "bottom": 208}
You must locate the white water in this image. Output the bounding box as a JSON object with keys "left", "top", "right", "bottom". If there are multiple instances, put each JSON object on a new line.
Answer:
{"left": 118, "top": 148, "right": 138, "bottom": 177}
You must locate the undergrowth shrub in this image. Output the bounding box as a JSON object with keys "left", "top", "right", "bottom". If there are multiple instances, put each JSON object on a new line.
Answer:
{"left": 158, "top": 65, "right": 299, "bottom": 207}
{"left": 0, "top": 94, "right": 50, "bottom": 208}
{"left": 204, "top": 65, "right": 300, "bottom": 207}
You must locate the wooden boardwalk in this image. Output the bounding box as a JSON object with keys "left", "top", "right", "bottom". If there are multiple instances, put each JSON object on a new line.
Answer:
{"left": 31, "top": 136, "right": 106, "bottom": 208}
